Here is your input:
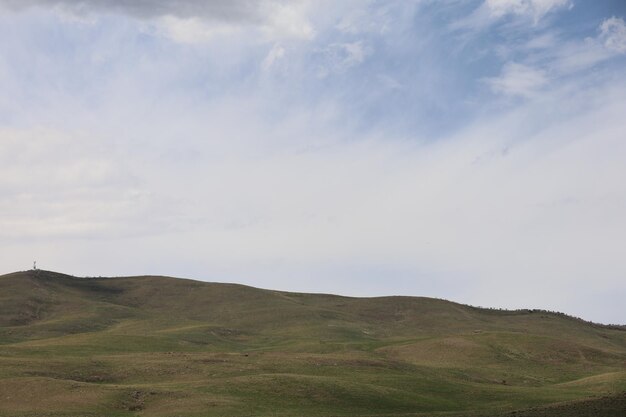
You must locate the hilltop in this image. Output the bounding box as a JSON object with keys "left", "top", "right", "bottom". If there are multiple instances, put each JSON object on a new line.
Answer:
{"left": 0, "top": 270, "right": 624, "bottom": 417}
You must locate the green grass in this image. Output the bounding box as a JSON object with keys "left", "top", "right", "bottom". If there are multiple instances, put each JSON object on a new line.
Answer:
{"left": 0, "top": 270, "right": 624, "bottom": 417}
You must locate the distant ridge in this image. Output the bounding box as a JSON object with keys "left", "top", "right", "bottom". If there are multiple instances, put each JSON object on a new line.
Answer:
{"left": 6, "top": 268, "right": 625, "bottom": 327}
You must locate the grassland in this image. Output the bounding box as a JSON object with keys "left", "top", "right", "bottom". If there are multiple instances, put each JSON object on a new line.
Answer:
{"left": 0, "top": 270, "right": 624, "bottom": 416}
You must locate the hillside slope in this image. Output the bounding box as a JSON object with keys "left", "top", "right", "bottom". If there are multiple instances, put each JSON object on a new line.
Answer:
{"left": 0, "top": 270, "right": 624, "bottom": 417}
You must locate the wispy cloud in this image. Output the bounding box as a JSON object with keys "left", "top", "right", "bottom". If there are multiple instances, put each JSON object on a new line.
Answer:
{"left": 452, "top": 0, "right": 571, "bottom": 31}
{"left": 0, "top": 127, "right": 163, "bottom": 241}
{"left": 485, "top": 0, "right": 571, "bottom": 21}
{"left": 600, "top": 16, "right": 626, "bottom": 53}
{"left": 483, "top": 15, "right": 626, "bottom": 99}
{"left": 0, "top": 0, "right": 318, "bottom": 43}
{"left": 315, "top": 41, "right": 371, "bottom": 78}
{"left": 485, "top": 62, "right": 548, "bottom": 97}
{"left": 261, "top": 43, "right": 286, "bottom": 70}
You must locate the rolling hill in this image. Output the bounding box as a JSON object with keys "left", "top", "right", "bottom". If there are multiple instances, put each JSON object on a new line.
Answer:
{"left": 0, "top": 269, "right": 624, "bottom": 417}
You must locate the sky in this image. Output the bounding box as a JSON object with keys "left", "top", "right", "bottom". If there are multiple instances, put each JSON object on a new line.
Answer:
{"left": 0, "top": 0, "right": 625, "bottom": 324}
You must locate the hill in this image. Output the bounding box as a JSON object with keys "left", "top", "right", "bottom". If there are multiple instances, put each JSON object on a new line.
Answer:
{"left": 0, "top": 270, "right": 624, "bottom": 417}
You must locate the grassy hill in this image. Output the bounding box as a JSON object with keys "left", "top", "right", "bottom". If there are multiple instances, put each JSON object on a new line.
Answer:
{"left": 0, "top": 270, "right": 624, "bottom": 417}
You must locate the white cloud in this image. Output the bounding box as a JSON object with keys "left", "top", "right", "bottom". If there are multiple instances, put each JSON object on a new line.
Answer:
{"left": 262, "top": 44, "right": 286, "bottom": 70}
{"left": 484, "top": 17, "right": 626, "bottom": 99}
{"left": 524, "top": 32, "right": 558, "bottom": 50}
{"left": 336, "top": 7, "right": 391, "bottom": 35}
{"left": 548, "top": 38, "right": 613, "bottom": 74}
{"left": 486, "top": 62, "right": 548, "bottom": 97}
{"left": 485, "top": 0, "right": 571, "bottom": 21}
{"left": 342, "top": 42, "right": 369, "bottom": 66}
{"left": 0, "top": 128, "right": 169, "bottom": 240}
{"left": 152, "top": 2, "right": 316, "bottom": 44}
{"left": 514, "top": 18, "right": 626, "bottom": 78}
{"left": 155, "top": 16, "right": 238, "bottom": 44}
{"left": 260, "top": 1, "right": 315, "bottom": 41}
{"left": 0, "top": 0, "right": 318, "bottom": 44}
{"left": 316, "top": 41, "right": 371, "bottom": 78}
{"left": 377, "top": 74, "right": 403, "bottom": 90}
{"left": 600, "top": 17, "right": 626, "bottom": 54}
{"left": 453, "top": 0, "right": 571, "bottom": 31}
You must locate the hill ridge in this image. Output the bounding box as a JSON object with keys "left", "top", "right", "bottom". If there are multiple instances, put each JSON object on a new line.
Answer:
{"left": 1, "top": 269, "right": 625, "bottom": 417}
{"left": 4, "top": 269, "right": 624, "bottom": 328}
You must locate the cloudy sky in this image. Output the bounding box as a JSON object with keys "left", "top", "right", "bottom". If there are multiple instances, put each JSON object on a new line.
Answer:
{"left": 1, "top": 0, "right": 625, "bottom": 323}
